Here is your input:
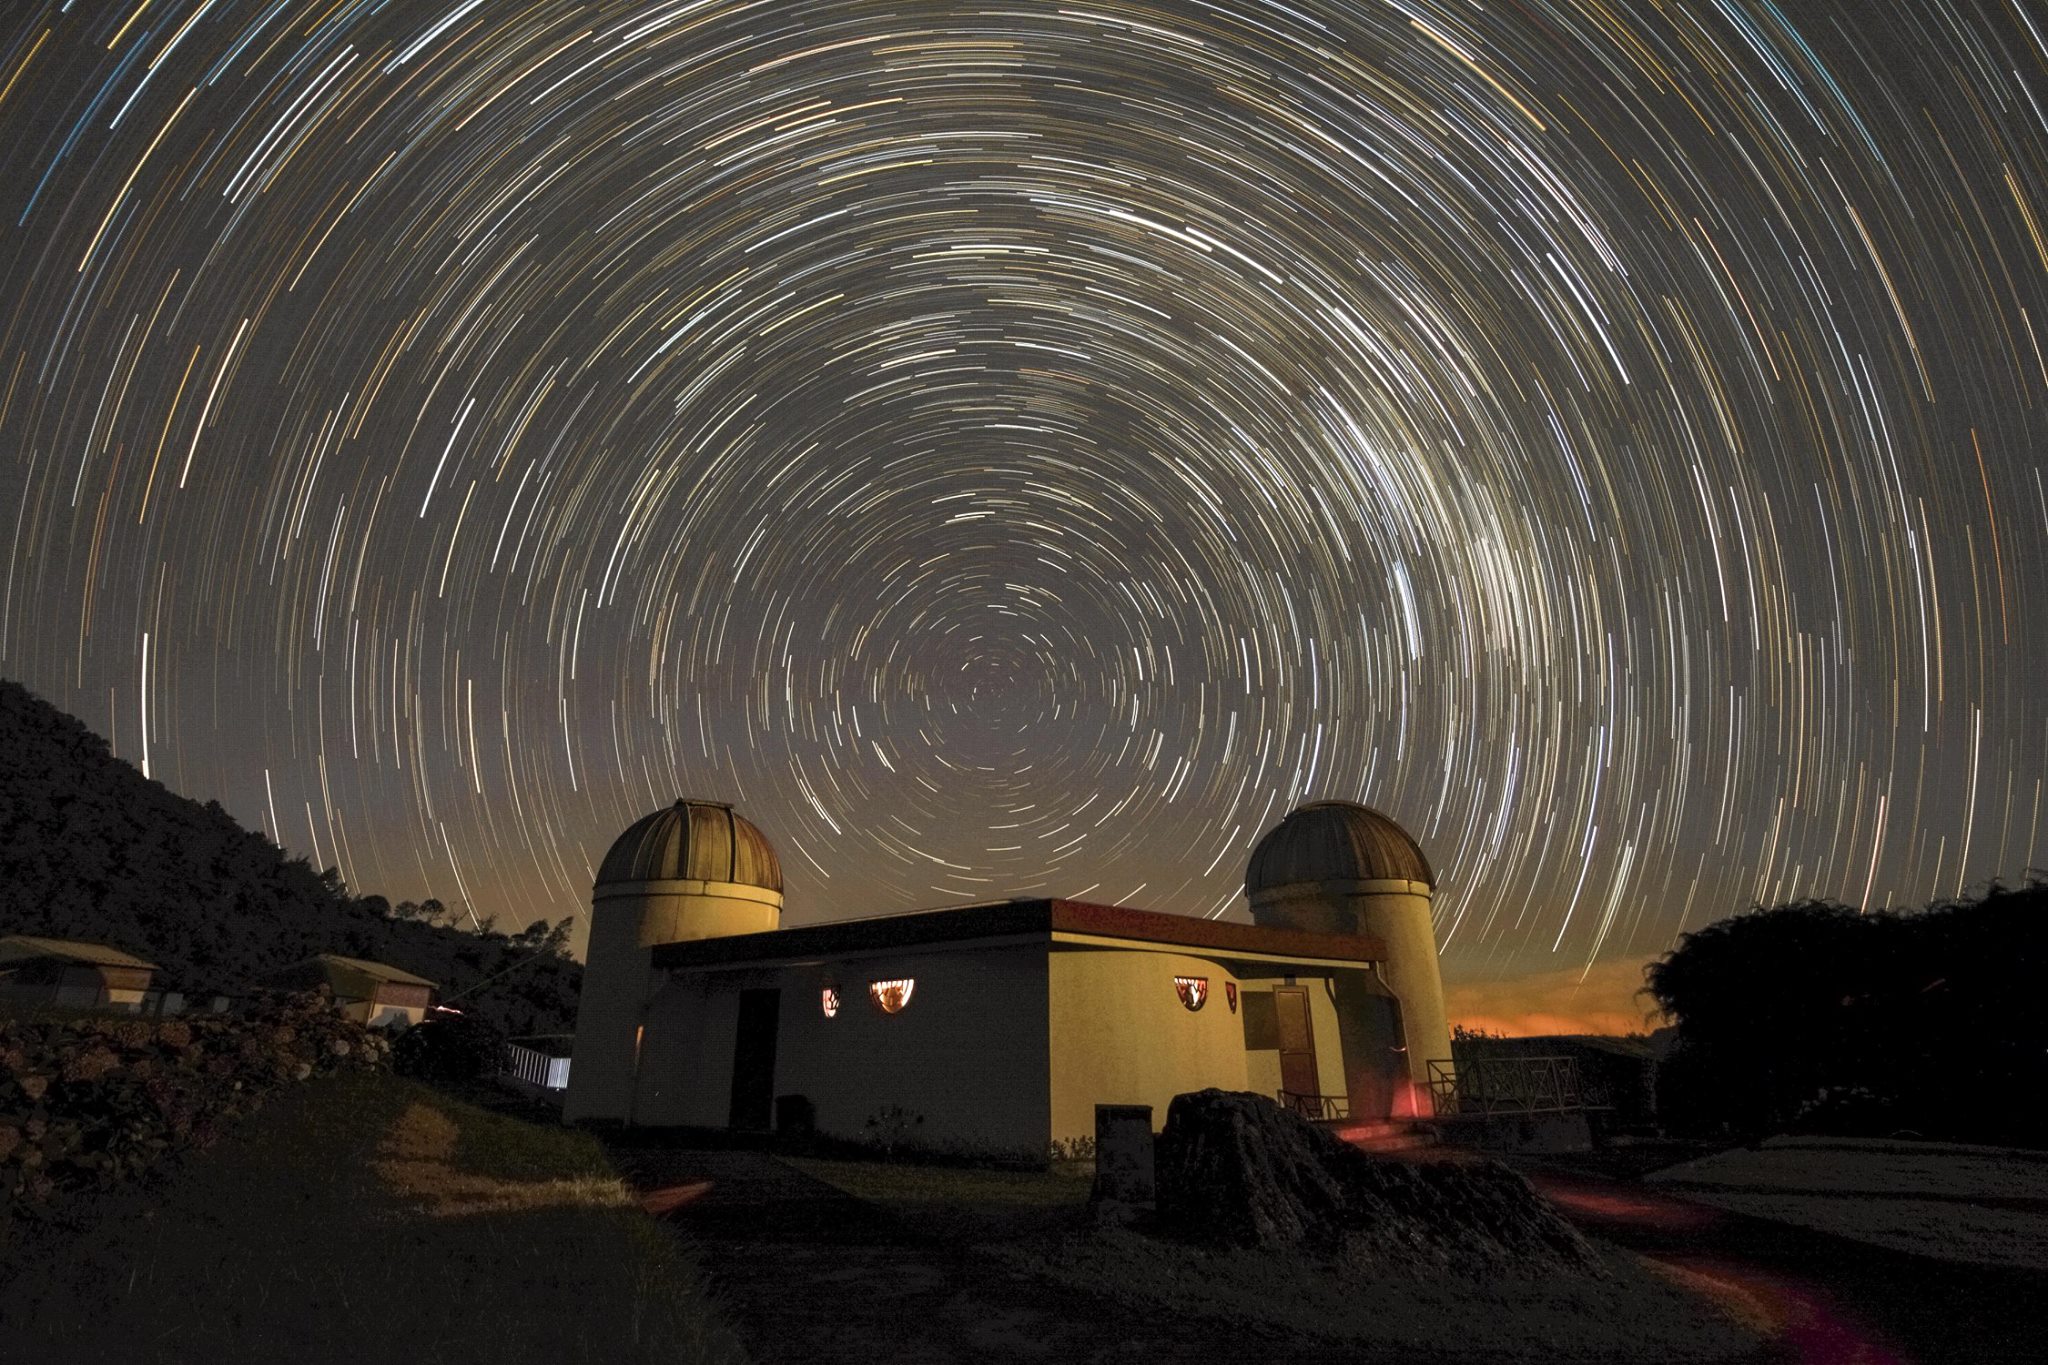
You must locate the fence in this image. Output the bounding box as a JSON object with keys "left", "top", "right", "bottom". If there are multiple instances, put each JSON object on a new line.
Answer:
{"left": 1425, "top": 1055, "right": 1587, "bottom": 1118}
{"left": 503, "top": 1038, "right": 572, "bottom": 1090}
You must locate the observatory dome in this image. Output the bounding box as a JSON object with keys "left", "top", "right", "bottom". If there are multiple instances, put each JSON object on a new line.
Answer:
{"left": 597, "top": 799, "right": 782, "bottom": 892}
{"left": 1245, "top": 800, "right": 1433, "bottom": 897}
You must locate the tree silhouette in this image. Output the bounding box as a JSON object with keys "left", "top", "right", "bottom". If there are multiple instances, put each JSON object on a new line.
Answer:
{"left": 1646, "top": 882, "right": 2047, "bottom": 1142}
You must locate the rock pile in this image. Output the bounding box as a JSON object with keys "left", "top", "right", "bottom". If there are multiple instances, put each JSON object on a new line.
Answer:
{"left": 0, "top": 991, "right": 389, "bottom": 1211}
{"left": 1153, "top": 1089, "right": 1599, "bottom": 1276}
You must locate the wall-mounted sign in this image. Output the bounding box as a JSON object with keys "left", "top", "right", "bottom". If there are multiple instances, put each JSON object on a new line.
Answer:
{"left": 821, "top": 986, "right": 840, "bottom": 1018}
{"left": 1173, "top": 976, "right": 1208, "bottom": 1011}
{"left": 1225, "top": 981, "right": 1238, "bottom": 1014}
{"left": 869, "top": 978, "right": 915, "bottom": 1014}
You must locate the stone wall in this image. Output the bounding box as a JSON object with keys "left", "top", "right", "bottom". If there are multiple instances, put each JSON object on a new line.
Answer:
{"left": 1, "top": 991, "right": 389, "bottom": 1211}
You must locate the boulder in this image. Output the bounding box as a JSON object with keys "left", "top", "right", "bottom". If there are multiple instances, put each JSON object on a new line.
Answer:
{"left": 1153, "top": 1089, "right": 1599, "bottom": 1276}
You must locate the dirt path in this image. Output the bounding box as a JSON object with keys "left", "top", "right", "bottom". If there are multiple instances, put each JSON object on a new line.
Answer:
{"left": 606, "top": 1142, "right": 1249, "bottom": 1364}
{"left": 1521, "top": 1165, "right": 2046, "bottom": 1365}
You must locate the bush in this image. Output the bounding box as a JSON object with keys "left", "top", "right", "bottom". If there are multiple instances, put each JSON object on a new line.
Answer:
{"left": 391, "top": 1013, "right": 507, "bottom": 1083}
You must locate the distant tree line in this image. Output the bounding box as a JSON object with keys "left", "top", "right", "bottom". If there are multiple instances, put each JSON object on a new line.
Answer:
{"left": 1645, "top": 880, "right": 2046, "bottom": 1144}
{"left": 0, "top": 679, "right": 583, "bottom": 1036}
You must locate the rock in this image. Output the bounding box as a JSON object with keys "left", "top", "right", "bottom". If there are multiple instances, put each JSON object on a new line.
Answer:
{"left": 61, "top": 1046, "right": 122, "bottom": 1084}
{"left": 1153, "top": 1089, "right": 1599, "bottom": 1277}
{"left": 0, "top": 989, "right": 389, "bottom": 1209}
{"left": 1154, "top": 1089, "right": 1351, "bottom": 1248}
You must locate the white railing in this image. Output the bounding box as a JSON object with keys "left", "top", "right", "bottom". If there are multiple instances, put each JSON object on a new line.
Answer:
{"left": 503, "top": 1040, "right": 571, "bottom": 1090}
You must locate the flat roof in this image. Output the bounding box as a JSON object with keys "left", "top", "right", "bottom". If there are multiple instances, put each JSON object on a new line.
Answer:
{"left": 0, "top": 935, "right": 159, "bottom": 970}
{"left": 650, "top": 898, "right": 1385, "bottom": 971}
{"left": 267, "top": 954, "right": 438, "bottom": 989}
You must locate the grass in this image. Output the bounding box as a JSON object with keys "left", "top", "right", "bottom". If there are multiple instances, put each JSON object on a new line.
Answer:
{"left": 783, "top": 1154, "right": 1093, "bottom": 1245}
{"left": 790, "top": 1152, "right": 1772, "bottom": 1364}
{"left": 0, "top": 1073, "right": 745, "bottom": 1365}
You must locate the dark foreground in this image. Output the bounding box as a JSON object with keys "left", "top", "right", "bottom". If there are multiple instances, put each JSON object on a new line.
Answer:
{"left": 0, "top": 1075, "right": 741, "bottom": 1365}
{"left": 1519, "top": 1162, "right": 2048, "bottom": 1365}
{"left": 610, "top": 1136, "right": 1774, "bottom": 1365}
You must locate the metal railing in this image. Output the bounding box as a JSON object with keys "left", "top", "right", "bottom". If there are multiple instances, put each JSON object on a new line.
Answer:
{"left": 1278, "top": 1089, "right": 1351, "bottom": 1121}
{"left": 1425, "top": 1055, "right": 1586, "bottom": 1118}
{"left": 503, "top": 1040, "right": 572, "bottom": 1090}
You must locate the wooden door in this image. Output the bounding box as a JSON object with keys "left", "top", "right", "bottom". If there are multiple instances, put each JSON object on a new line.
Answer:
{"left": 1274, "top": 986, "right": 1318, "bottom": 1101}
{"left": 728, "top": 988, "right": 780, "bottom": 1131}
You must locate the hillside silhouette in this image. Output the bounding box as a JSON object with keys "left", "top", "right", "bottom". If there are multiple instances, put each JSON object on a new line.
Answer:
{"left": 0, "top": 679, "right": 580, "bottom": 1035}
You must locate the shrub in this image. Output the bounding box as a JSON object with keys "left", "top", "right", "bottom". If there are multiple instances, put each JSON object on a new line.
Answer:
{"left": 391, "top": 1013, "right": 507, "bottom": 1083}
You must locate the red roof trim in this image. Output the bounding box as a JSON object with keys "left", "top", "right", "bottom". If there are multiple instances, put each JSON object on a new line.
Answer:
{"left": 648, "top": 897, "right": 1384, "bottom": 970}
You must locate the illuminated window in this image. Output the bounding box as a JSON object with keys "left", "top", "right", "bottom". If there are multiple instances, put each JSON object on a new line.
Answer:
{"left": 1174, "top": 976, "right": 1208, "bottom": 1011}
{"left": 821, "top": 986, "right": 840, "bottom": 1018}
{"left": 868, "top": 978, "right": 915, "bottom": 1014}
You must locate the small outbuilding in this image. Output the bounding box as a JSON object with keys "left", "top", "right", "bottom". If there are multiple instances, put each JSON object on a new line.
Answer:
{"left": 263, "top": 954, "right": 437, "bottom": 1029}
{"left": 0, "top": 935, "right": 159, "bottom": 1012}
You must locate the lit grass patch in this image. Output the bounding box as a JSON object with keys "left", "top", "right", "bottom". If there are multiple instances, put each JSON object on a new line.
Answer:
{"left": 375, "top": 1099, "right": 635, "bottom": 1218}
{"left": 785, "top": 1155, "right": 1091, "bottom": 1244}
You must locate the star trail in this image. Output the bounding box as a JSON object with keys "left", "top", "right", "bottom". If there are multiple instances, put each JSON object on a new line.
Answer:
{"left": 2, "top": 0, "right": 2044, "bottom": 990}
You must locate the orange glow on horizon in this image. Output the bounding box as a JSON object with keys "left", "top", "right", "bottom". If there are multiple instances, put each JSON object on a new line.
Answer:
{"left": 1444, "top": 957, "right": 1663, "bottom": 1038}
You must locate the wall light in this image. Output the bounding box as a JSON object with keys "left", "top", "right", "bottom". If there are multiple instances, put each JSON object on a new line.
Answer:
{"left": 821, "top": 986, "right": 840, "bottom": 1018}
{"left": 869, "top": 978, "right": 915, "bottom": 1014}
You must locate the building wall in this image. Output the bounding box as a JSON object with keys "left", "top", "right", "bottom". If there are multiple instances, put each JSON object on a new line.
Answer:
{"left": 1047, "top": 947, "right": 1254, "bottom": 1147}
{"left": 1232, "top": 974, "right": 1348, "bottom": 1105}
{"left": 637, "top": 944, "right": 1052, "bottom": 1156}
{"left": 633, "top": 971, "right": 735, "bottom": 1128}
{"left": 566, "top": 882, "right": 779, "bottom": 1124}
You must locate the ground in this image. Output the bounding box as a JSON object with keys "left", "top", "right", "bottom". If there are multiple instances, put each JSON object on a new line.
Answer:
{"left": 1642, "top": 1134, "right": 2048, "bottom": 1269}
{"left": 608, "top": 1141, "right": 1773, "bottom": 1364}
{"left": 0, "top": 1074, "right": 743, "bottom": 1365}
{"left": 10, "top": 1082, "right": 2044, "bottom": 1365}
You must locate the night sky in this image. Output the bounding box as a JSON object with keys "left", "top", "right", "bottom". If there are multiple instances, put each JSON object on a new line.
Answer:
{"left": 2, "top": 1, "right": 2043, "bottom": 1011}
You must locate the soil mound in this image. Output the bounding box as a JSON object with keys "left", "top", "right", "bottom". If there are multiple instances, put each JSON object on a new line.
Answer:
{"left": 1154, "top": 1089, "right": 1599, "bottom": 1276}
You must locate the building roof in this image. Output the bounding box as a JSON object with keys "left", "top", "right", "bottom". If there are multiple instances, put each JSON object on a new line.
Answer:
{"left": 269, "top": 953, "right": 438, "bottom": 989}
{"left": 0, "top": 935, "right": 158, "bottom": 970}
{"left": 1246, "top": 800, "right": 1434, "bottom": 894}
{"left": 598, "top": 799, "right": 782, "bottom": 893}
{"left": 650, "top": 898, "right": 1386, "bottom": 971}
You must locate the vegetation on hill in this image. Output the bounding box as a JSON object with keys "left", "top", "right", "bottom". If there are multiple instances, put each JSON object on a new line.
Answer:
{"left": 1645, "top": 880, "right": 2047, "bottom": 1143}
{"left": 0, "top": 679, "right": 581, "bottom": 1036}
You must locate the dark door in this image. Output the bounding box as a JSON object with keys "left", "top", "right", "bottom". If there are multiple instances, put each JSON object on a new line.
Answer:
{"left": 1275, "top": 986, "right": 1318, "bottom": 1102}
{"left": 728, "top": 988, "right": 780, "bottom": 1130}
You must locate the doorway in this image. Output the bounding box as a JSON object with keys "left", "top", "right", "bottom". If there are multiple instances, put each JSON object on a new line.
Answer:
{"left": 728, "top": 988, "right": 780, "bottom": 1131}
{"left": 1274, "top": 985, "right": 1318, "bottom": 1101}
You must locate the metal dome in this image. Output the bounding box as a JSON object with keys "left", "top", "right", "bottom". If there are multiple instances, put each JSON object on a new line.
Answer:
{"left": 597, "top": 799, "right": 782, "bottom": 892}
{"left": 1245, "top": 801, "right": 1434, "bottom": 894}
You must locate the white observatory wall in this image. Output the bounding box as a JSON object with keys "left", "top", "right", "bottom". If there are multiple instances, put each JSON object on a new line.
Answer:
{"left": 1351, "top": 889, "right": 1452, "bottom": 1111}
{"left": 566, "top": 879, "right": 781, "bottom": 1124}
{"left": 639, "top": 943, "right": 1051, "bottom": 1153}
{"left": 1047, "top": 946, "right": 1254, "bottom": 1147}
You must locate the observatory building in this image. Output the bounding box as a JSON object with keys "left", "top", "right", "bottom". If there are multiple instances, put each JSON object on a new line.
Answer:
{"left": 565, "top": 798, "right": 1453, "bottom": 1151}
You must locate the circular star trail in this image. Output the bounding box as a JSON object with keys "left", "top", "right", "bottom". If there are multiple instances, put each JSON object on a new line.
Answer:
{"left": 2, "top": 1, "right": 2044, "bottom": 983}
